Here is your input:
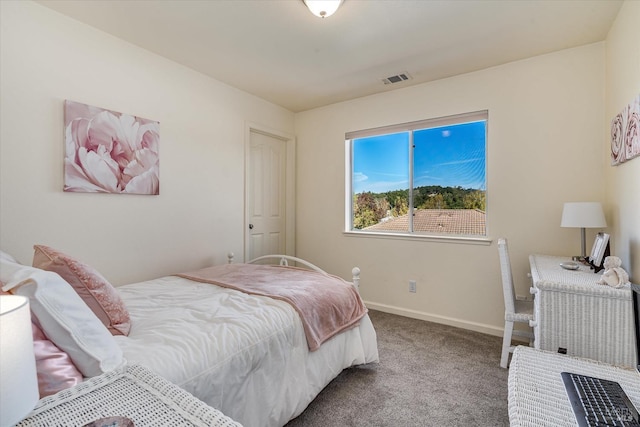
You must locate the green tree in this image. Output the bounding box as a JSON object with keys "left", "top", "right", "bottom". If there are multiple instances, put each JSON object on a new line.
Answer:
{"left": 421, "top": 193, "right": 446, "bottom": 209}
{"left": 392, "top": 196, "right": 408, "bottom": 217}
{"left": 463, "top": 190, "right": 486, "bottom": 211}
{"left": 353, "top": 192, "right": 387, "bottom": 229}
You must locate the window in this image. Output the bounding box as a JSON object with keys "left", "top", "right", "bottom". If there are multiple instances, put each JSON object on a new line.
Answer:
{"left": 346, "top": 111, "right": 487, "bottom": 237}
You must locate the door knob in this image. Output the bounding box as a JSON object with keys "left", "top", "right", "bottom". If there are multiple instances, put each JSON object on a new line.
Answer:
{"left": 249, "top": 224, "right": 254, "bottom": 229}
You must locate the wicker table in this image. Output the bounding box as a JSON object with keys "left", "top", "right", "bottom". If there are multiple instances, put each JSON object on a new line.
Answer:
{"left": 529, "top": 254, "right": 635, "bottom": 367}
{"left": 15, "top": 364, "right": 242, "bottom": 427}
{"left": 508, "top": 346, "right": 640, "bottom": 426}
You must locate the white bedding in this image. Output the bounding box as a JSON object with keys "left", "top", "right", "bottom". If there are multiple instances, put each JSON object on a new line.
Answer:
{"left": 114, "top": 274, "right": 379, "bottom": 427}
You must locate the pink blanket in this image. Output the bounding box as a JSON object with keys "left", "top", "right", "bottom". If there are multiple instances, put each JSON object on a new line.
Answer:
{"left": 176, "top": 264, "right": 367, "bottom": 351}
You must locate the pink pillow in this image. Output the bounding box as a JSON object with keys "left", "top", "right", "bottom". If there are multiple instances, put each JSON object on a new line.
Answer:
{"left": 1, "top": 289, "right": 83, "bottom": 398}
{"left": 31, "top": 318, "right": 84, "bottom": 397}
{"left": 32, "top": 245, "right": 131, "bottom": 336}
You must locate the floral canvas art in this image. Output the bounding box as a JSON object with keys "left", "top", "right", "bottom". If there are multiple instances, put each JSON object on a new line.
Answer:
{"left": 64, "top": 100, "right": 160, "bottom": 194}
{"left": 611, "top": 94, "right": 640, "bottom": 166}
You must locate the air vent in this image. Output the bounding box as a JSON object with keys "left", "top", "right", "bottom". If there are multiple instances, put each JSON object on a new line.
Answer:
{"left": 382, "top": 72, "right": 412, "bottom": 85}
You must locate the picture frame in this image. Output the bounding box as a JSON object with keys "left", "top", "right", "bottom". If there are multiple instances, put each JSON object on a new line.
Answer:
{"left": 587, "top": 232, "right": 610, "bottom": 272}
{"left": 64, "top": 100, "right": 160, "bottom": 195}
{"left": 611, "top": 93, "right": 640, "bottom": 166}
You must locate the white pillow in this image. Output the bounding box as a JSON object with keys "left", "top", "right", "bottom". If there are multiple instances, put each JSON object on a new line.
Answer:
{"left": 0, "top": 250, "right": 21, "bottom": 264}
{"left": 0, "top": 259, "right": 123, "bottom": 377}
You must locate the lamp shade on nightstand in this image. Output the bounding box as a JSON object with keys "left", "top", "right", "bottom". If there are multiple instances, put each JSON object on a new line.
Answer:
{"left": 0, "top": 295, "right": 39, "bottom": 427}
{"left": 561, "top": 202, "right": 607, "bottom": 259}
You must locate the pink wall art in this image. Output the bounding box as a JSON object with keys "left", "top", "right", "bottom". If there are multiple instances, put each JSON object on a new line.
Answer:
{"left": 64, "top": 100, "right": 160, "bottom": 194}
{"left": 611, "top": 93, "right": 640, "bottom": 166}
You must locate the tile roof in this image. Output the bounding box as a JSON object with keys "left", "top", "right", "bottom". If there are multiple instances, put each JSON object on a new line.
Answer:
{"left": 364, "top": 209, "right": 486, "bottom": 235}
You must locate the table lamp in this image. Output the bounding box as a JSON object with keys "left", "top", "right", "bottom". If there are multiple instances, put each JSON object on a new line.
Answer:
{"left": 560, "top": 202, "right": 607, "bottom": 261}
{"left": 0, "top": 295, "right": 39, "bottom": 427}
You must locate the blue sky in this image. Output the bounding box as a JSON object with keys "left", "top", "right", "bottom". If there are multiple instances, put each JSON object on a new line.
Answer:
{"left": 352, "top": 121, "right": 486, "bottom": 194}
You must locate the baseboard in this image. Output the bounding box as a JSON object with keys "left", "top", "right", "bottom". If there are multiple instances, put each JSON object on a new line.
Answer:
{"left": 364, "top": 300, "right": 510, "bottom": 339}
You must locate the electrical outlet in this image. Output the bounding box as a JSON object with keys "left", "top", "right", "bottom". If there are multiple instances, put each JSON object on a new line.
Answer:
{"left": 409, "top": 280, "right": 417, "bottom": 293}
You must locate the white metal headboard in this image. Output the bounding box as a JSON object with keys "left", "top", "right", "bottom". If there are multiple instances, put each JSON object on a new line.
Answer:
{"left": 226, "top": 253, "right": 361, "bottom": 292}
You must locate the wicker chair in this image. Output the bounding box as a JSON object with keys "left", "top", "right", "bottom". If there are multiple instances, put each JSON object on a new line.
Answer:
{"left": 498, "top": 238, "right": 534, "bottom": 368}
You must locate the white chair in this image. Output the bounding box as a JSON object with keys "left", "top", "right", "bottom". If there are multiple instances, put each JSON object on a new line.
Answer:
{"left": 498, "top": 238, "right": 534, "bottom": 368}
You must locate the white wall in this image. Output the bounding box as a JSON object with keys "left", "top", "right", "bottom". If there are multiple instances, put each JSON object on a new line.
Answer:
{"left": 0, "top": 1, "right": 294, "bottom": 285}
{"left": 604, "top": 0, "right": 640, "bottom": 283}
{"left": 2, "top": 0, "right": 635, "bottom": 338}
{"left": 295, "top": 43, "right": 607, "bottom": 335}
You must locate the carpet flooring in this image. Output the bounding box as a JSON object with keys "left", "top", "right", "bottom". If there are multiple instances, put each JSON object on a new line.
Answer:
{"left": 285, "top": 309, "right": 511, "bottom": 427}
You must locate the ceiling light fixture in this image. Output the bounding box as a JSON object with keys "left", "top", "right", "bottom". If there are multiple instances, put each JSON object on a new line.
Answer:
{"left": 303, "top": 0, "right": 343, "bottom": 18}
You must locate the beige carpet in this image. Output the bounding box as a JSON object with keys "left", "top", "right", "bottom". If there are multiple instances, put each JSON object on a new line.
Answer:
{"left": 285, "top": 309, "right": 510, "bottom": 427}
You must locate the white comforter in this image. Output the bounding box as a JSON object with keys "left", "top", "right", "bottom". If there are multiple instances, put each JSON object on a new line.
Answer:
{"left": 114, "top": 275, "right": 379, "bottom": 427}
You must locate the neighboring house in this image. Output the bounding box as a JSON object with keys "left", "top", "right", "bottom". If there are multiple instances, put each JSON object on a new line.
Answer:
{"left": 365, "top": 209, "right": 486, "bottom": 235}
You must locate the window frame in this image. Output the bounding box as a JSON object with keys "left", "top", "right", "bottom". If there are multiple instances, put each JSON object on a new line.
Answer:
{"left": 344, "top": 110, "right": 490, "bottom": 244}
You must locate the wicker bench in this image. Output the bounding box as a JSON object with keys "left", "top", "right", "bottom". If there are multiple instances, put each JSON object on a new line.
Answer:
{"left": 508, "top": 346, "right": 640, "bottom": 426}
{"left": 16, "top": 364, "right": 242, "bottom": 427}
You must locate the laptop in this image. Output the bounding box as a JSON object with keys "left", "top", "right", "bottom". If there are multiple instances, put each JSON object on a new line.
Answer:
{"left": 561, "top": 283, "right": 640, "bottom": 427}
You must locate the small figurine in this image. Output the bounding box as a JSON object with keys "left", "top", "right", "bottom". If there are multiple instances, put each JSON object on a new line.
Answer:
{"left": 597, "top": 256, "right": 630, "bottom": 288}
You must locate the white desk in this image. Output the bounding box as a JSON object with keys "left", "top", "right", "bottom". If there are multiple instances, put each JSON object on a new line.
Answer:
{"left": 508, "top": 346, "right": 640, "bottom": 427}
{"left": 529, "top": 254, "right": 635, "bottom": 368}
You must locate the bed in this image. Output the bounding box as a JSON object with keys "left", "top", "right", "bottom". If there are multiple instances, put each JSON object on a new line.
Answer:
{"left": 2, "top": 248, "right": 379, "bottom": 427}
{"left": 113, "top": 254, "right": 379, "bottom": 426}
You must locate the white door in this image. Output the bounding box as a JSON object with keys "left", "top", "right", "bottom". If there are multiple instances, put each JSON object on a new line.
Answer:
{"left": 245, "top": 127, "right": 295, "bottom": 261}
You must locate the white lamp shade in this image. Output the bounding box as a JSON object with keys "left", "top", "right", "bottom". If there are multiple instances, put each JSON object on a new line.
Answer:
{"left": 0, "top": 295, "right": 39, "bottom": 427}
{"left": 303, "top": 0, "right": 343, "bottom": 18}
{"left": 560, "top": 202, "right": 607, "bottom": 228}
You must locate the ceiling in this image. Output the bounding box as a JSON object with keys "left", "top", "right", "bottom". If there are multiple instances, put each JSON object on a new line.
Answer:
{"left": 37, "top": 0, "right": 623, "bottom": 113}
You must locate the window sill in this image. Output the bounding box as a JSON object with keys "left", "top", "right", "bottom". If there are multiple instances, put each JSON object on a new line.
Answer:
{"left": 342, "top": 230, "right": 493, "bottom": 245}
